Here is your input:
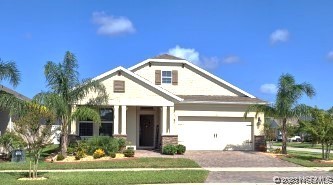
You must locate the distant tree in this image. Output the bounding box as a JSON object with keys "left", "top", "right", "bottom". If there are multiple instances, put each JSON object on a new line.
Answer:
{"left": 14, "top": 103, "right": 55, "bottom": 178}
{"left": 245, "top": 74, "right": 315, "bottom": 154}
{"left": 34, "top": 51, "right": 108, "bottom": 156}
{"left": 300, "top": 108, "right": 333, "bottom": 160}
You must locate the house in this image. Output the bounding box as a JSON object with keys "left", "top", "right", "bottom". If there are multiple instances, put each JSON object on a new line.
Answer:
{"left": 0, "top": 85, "right": 30, "bottom": 136}
{"left": 72, "top": 54, "right": 266, "bottom": 150}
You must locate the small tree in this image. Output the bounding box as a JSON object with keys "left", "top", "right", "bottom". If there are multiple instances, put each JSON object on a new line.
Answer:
{"left": 263, "top": 121, "right": 275, "bottom": 149}
{"left": 301, "top": 108, "right": 333, "bottom": 160}
{"left": 14, "top": 103, "right": 55, "bottom": 178}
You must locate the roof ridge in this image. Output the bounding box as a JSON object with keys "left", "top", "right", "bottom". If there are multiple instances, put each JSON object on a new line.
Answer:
{"left": 151, "top": 54, "right": 185, "bottom": 60}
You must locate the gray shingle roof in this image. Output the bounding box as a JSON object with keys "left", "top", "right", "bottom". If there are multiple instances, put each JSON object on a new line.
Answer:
{"left": 178, "top": 95, "right": 266, "bottom": 104}
{"left": 151, "top": 54, "right": 185, "bottom": 60}
{"left": 0, "top": 85, "right": 30, "bottom": 101}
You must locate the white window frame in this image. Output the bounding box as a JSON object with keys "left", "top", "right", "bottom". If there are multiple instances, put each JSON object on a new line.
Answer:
{"left": 161, "top": 70, "right": 172, "bottom": 84}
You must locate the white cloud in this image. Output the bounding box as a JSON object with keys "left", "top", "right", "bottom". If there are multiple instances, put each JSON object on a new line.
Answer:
{"left": 270, "top": 29, "right": 289, "bottom": 44}
{"left": 168, "top": 45, "right": 201, "bottom": 66}
{"left": 222, "top": 55, "right": 240, "bottom": 64}
{"left": 202, "top": 57, "right": 219, "bottom": 70}
{"left": 92, "top": 11, "right": 135, "bottom": 36}
{"left": 260, "top": 84, "right": 277, "bottom": 94}
{"left": 327, "top": 51, "right": 333, "bottom": 61}
{"left": 167, "top": 46, "right": 241, "bottom": 70}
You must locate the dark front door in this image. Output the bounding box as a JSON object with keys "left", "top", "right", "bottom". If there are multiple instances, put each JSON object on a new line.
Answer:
{"left": 139, "top": 115, "right": 154, "bottom": 147}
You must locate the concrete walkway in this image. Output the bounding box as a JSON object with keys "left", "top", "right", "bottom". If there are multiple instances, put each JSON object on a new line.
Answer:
{"left": 0, "top": 166, "right": 332, "bottom": 173}
{"left": 271, "top": 145, "right": 322, "bottom": 153}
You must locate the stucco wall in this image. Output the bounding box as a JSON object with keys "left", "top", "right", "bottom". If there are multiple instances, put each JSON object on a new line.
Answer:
{"left": 0, "top": 110, "right": 10, "bottom": 136}
{"left": 126, "top": 106, "right": 136, "bottom": 147}
{"left": 132, "top": 62, "right": 241, "bottom": 96}
{"left": 79, "top": 71, "right": 174, "bottom": 107}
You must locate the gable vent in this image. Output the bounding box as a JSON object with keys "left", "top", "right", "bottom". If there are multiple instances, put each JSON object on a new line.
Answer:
{"left": 114, "top": 80, "right": 125, "bottom": 93}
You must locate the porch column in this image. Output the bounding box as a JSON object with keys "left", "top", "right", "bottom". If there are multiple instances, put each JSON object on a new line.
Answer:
{"left": 113, "top": 105, "right": 119, "bottom": 135}
{"left": 70, "top": 105, "right": 77, "bottom": 134}
{"left": 121, "top": 105, "right": 127, "bottom": 135}
{"left": 168, "top": 106, "right": 175, "bottom": 134}
{"left": 162, "top": 106, "right": 167, "bottom": 135}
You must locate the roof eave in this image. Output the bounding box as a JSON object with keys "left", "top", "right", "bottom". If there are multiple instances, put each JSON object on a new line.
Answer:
{"left": 179, "top": 101, "right": 267, "bottom": 105}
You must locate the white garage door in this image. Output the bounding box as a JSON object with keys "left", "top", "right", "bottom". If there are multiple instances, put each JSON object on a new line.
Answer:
{"left": 178, "top": 118, "right": 252, "bottom": 150}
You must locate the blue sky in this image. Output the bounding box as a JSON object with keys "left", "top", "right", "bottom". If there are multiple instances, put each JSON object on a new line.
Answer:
{"left": 1, "top": 0, "right": 333, "bottom": 109}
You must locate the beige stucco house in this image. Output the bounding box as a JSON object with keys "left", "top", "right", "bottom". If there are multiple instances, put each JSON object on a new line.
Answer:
{"left": 72, "top": 54, "right": 266, "bottom": 150}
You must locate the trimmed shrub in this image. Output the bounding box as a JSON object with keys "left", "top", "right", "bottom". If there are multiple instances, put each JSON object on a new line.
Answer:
{"left": 67, "top": 147, "right": 75, "bottom": 155}
{"left": 110, "top": 152, "right": 116, "bottom": 158}
{"left": 93, "top": 149, "right": 105, "bottom": 159}
{"left": 176, "top": 144, "right": 186, "bottom": 155}
{"left": 162, "top": 144, "right": 177, "bottom": 155}
{"left": 86, "top": 136, "right": 119, "bottom": 155}
{"left": 118, "top": 138, "right": 126, "bottom": 152}
{"left": 123, "top": 148, "right": 135, "bottom": 157}
{"left": 56, "top": 154, "right": 65, "bottom": 161}
{"left": 273, "top": 148, "right": 281, "bottom": 154}
{"left": 75, "top": 150, "right": 86, "bottom": 160}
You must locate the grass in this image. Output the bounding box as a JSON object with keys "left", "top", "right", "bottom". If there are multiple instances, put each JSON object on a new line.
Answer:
{"left": 278, "top": 150, "right": 333, "bottom": 167}
{"left": 273, "top": 142, "right": 322, "bottom": 149}
{"left": 0, "top": 157, "right": 200, "bottom": 170}
{"left": 0, "top": 170, "right": 209, "bottom": 185}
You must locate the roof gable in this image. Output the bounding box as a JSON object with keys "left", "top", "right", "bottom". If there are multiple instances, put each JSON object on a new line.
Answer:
{"left": 93, "top": 66, "right": 183, "bottom": 102}
{"left": 128, "top": 55, "right": 256, "bottom": 98}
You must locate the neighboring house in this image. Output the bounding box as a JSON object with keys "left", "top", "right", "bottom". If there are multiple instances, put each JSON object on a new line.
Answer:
{"left": 266, "top": 118, "right": 300, "bottom": 141}
{"left": 72, "top": 54, "right": 266, "bottom": 151}
{"left": 0, "top": 85, "right": 30, "bottom": 136}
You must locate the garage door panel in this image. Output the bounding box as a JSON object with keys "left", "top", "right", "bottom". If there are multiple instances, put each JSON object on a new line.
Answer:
{"left": 178, "top": 118, "right": 252, "bottom": 150}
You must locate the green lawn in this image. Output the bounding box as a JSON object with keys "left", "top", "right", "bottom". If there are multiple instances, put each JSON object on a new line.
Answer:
{"left": 0, "top": 170, "right": 209, "bottom": 185}
{"left": 279, "top": 150, "right": 333, "bottom": 167}
{"left": 0, "top": 157, "right": 200, "bottom": 170}
{"left": 273, "top": 142, "right": 322, "bottom": 149}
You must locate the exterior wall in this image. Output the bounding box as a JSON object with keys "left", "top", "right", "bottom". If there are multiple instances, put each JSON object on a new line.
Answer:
{"left": 175, "top": 103, "right": 264, "bottom": 150}
{"left": 126, "top": 106, "right": 137, "bottom": 148}
{"left": 0, "top": 110, "right": 10, "bottom": 136}
{"left": 132, "top": 62, "right": 241, "bottom": 96}
{"left": 78, "top": 72, "right": 174, "bottom": 107}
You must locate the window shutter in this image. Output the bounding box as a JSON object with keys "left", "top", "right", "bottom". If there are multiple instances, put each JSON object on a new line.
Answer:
{"left": 114, "top": 80, "right": 125, "bottom": 93}
{"left": 155, "top": 70, "right": 161, "bottom": 85}
{"left": 172, "top": 70, "right": 178, "bottom": 85}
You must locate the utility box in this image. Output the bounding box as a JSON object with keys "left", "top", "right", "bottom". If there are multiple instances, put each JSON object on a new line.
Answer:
{"left": 11, "top": 149, "right": 25, "bottom": 162}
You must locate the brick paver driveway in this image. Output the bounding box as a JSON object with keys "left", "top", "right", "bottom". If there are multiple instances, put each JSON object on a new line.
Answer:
{"left": 182, "top": 151, "right": 299, "bottom": 167}
{"left": 182, "top": 151, "right": 333, "bottom": 183}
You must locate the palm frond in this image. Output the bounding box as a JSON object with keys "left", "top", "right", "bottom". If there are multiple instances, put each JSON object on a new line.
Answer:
{"left": 244, "top": 104, "right": 276, "bottom": 118}
{"left": 0, "top": 91, "right": 27, "bottom": 115}
{"left": 71, "top": 106, "right": 101, "bottom": 124}
{"left": 70, "top": 78, "right": 108, "bottom": 105}
{"left": 63, "top": 51, "right": 79, "bottom": 88}
{"left": 0, "top": 60, "right": 21, "bottom": 87}
{"left": 33, "top": 92, "right": 69, "bottom": 117}
{"left": 290, "top": 104, "right": 312, "bottom": 119}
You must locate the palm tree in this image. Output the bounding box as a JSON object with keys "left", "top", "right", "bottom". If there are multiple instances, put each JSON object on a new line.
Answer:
{"left": 0, "top": 59, "right": 24, "bottom": 113}
{"left": 0, "top": 59, "right": 20, "bottom": 87}
{"left": 34, "top": 51, "right": 108, "bottom": 156}
{"left": 245, "top": 74, "right": 315, "bottom": 154}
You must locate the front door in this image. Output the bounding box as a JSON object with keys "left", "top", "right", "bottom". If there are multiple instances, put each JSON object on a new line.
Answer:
{"left": 139, "top": 115, "right": 154, "bottom": 147}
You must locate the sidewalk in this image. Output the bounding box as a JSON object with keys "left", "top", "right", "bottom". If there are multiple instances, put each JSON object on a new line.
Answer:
{"left": 270, "top": 145, "right": 322, "bottom": 153}
{"left": 0, "top": 166, "right": 332, "bottom": 173}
